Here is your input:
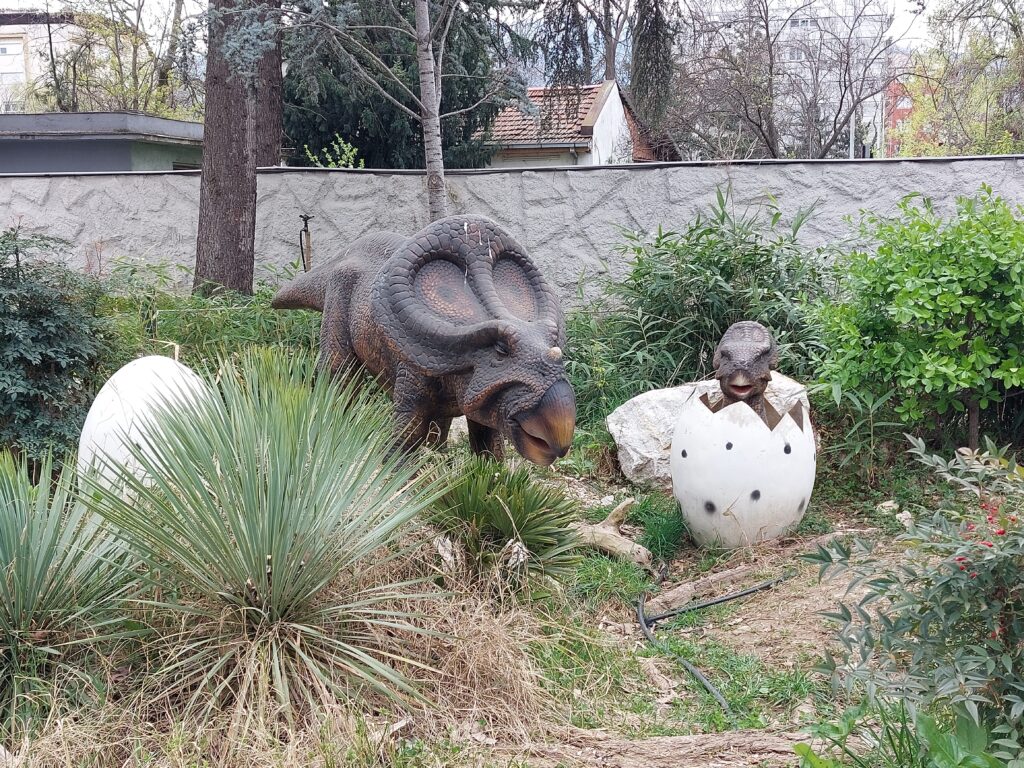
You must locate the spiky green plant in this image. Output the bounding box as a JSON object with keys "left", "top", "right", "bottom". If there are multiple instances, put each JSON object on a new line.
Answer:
{"left": 0, "top": 451, "right": 132, "bottom": 736}
{"left": 430, "top": 457, "right": 580, "bottom": 597}
{"left": 82, "top": 349, "right": 446, "bottom": 726}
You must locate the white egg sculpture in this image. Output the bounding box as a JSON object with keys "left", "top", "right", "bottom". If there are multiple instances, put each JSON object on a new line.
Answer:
{"left": 78, "top": 355, "right": 212, "bottom": 487}
{"left": 670, "top": 385, "right": 816, "bottom": 549}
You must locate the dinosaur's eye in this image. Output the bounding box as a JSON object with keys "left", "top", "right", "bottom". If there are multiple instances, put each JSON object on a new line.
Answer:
{"left": 494, "top": 340, "right": 511, "bottom": 359}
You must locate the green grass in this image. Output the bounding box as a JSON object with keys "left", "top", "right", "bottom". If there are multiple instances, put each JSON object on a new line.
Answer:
{"left": 629, "top": 493, "right": 689, "bottom": 561}
{"left": 795, "top": 504, "right": 834, "bottom": 535}
{"left": 640, "top": 636, "right": 826, "bottom": 733}
{"left": 569, "top": 554, "right": 653, "bottom": 609}
{"left": 531, "top": 605, "right": 828, "bottom": 739}
{"left": 554, "top": 426, "right": 618, "bottom": 479}
{"left": 531, "top": 617, "right": 654, "bottom": 731}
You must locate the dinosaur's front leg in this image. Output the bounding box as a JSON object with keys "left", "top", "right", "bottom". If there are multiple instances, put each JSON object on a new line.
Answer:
{"left": 467, "top": 420, "right": 505, "bottom": 461}
{"left": 391, "top": 368, "right": 437, "bottom": 456}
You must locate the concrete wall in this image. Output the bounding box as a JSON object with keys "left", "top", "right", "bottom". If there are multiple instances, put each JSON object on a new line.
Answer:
{"left": 3, "top": 155, "right": 1024, "bottom": 302}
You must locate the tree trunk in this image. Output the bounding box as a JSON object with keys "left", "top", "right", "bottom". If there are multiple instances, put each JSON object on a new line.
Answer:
{"left": 256, "top": 0, "right": 283, "bottom": 166}
{"left": 967, "top": 392, "right": 980, "bottom": 452}
{"left": 156, "top": 0, "right": 185, "bottom": 89}
{"left": 414, "top": 0, "right": 448, "bottom": 221}
{"left": 193, "top": 0, "right": 257, "bottom": 296}
{"left": 602, "top": 0, "right": 616, "bottom": 80}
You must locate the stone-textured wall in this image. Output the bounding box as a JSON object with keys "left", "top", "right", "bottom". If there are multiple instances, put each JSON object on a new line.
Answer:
{"left": 4, "top": 156, "right": 1023, "bottom": 301}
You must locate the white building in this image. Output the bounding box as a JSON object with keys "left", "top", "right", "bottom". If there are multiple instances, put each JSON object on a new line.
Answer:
{"left": 0, "top": 10, "right": 78, "bottom": 113}
{"left": 700, "top": 0, "right": 895, "bottom": 157}
{"left": 485, "top": 80, "right": 678, "bottom": 167}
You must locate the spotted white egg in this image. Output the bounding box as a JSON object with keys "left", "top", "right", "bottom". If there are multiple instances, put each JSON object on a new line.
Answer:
{"left": 670, "top": 393, "right": 816, "bottom": 549}
{"left": 78, "top": 356, "right": 212, "bottom": 487}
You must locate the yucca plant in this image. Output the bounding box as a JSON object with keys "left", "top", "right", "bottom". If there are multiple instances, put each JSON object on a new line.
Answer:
{"left": 0, "top": 451, "right": 132, "bottom": 737}
{"left": 430, "top": 457, "right": 580, "bottom": 597}
{"left": 82, "top": 348, "right": 446, "bottom": 727}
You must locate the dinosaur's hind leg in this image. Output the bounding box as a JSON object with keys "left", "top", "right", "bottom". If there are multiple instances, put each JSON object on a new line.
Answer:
{"left": 317, "top": 278, "right": 357, "bottom": 376}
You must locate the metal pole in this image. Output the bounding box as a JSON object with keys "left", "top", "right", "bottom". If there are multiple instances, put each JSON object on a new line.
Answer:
{"left": 849, "top": 106, "right": 856, "bottom": 158}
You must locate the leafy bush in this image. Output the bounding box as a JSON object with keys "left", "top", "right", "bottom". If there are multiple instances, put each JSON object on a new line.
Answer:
{"left": 0, "top": 451, "right": 132, "bottom": 736}
{"left": 305, "top": 133, "right": 365, "bottom": 168}
{"left": 808, "top": 437, "right": 1024, "bottom": 762}
{"left": 83, "top": 348, "right": 444, "bottom": 725}
{"left": 429, "top": 456, "right": 580, "bottom": 596}
{"left": 99, "top": 260, "right": 320, "bottom": 367}
{"left": 566, "top": 188, "right": 830, "bottom": 426}
{"left": 0, "top": 228, "right": 115, "bottom": 461}
{"left": 817, "top": 186, "right": 1024, "bottom": 449}
{"left": 796, "top": 701, "right": 1004, "bottom": 768}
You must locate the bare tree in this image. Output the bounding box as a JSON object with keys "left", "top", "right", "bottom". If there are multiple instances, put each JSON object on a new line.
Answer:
{"left": 542, "top": 0, "right": 633, "bottom": 81}
{"left": 37, "top": 0, "right": 203, "bottom": 116}
{"left": 670, "top": 0, "right": 915, "bottom": 159}
{"left": 285, "top": 0, "right": 528, "bottom": 221}
{"left": 891, "top": 0, "right": 1024, "bottom": 155}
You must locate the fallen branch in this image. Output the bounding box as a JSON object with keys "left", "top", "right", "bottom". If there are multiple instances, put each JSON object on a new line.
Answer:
{"left": 646, "top": 529, "right": 870, "bottom": 615}
{"left": 571, "top": 498, "right": 654, "bottom": 570}
{"left": 517, "top": 728, "right": 808, "bottom": 767}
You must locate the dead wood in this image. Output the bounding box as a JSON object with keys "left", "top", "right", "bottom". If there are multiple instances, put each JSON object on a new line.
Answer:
{"left": 646, "top": 530, "right": 867, "bottom": 615}
{"left": 571, "top": 498, "right": 654, "bottom": 570}
{"left": 518, "top": 728, "right": 807, "bottom": 767}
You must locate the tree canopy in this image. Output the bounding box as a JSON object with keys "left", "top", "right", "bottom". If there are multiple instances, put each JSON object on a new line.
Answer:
{"left": 283, "top": 0, "right": 530, "bottom": 169}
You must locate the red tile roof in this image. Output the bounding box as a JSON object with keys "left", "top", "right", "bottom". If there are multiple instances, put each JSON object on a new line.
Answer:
{"left": 488, "top": 83, "right": 606, "bottom": 146}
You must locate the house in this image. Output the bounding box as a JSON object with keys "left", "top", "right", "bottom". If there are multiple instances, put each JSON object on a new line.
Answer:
{"left": 884, "top": 78, "right": 914, "bottom": 157}
{"left": 0, "top": 10, "right": 77, "bottom": 113}
{"left": 0, "top": 111, "right": 203, "bottom": 172}
{"left": 486, "top": 80, "right": 679, "bottom": 168}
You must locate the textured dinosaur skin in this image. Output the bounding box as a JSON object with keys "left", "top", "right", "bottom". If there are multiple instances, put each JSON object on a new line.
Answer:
{"left": 712, "top": 321, "right": 779, "bottom": 421}
{"left": 271, "top": 215, "right": 576, "bottom": 465}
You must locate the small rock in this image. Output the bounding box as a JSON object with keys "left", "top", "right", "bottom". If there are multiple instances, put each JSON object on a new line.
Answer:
{"left": 600, "top": 495, "right": 615, "bottom": 506}
{"left": 875, "top": 500, "right": 900, "bottom": 513}
{"left": 448, "top": 416, "right": 469, "bottom": 443}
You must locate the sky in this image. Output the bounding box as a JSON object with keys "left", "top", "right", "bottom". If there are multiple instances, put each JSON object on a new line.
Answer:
{"left": 1, "top": 0, "right": 935, "bottom": 49}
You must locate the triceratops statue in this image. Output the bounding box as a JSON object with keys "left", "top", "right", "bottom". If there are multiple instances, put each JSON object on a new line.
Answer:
{"left": 271, "top": 215, "right": 576, "bottom": 465}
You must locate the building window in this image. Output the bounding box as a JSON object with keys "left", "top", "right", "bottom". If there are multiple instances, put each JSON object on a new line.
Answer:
{"left": 790, "top": 18, "right": 817, "bottom": 29}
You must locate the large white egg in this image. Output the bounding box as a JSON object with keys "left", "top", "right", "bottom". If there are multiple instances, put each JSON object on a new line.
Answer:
{"left": 78, "top": 356, "right": 212, "bottom": 486}
{"left": 670, "top": 391, "right": 816, "bottom": 549}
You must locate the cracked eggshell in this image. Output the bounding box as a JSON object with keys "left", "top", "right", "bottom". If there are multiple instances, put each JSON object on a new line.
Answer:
{"left": 670, "top": 395, "right": 816, "bottom": 549}
{"left": 78, "top": 356, "right": 212, "bottom": 487}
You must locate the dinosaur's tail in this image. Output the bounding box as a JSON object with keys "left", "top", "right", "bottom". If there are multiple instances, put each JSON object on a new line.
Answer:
{"left": 270, "top": 269, "right": 328, "bottom": 311}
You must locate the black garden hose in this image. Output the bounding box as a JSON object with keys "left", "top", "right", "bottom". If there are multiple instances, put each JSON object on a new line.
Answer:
{"left": 636, "top": 568, "right": 792, "bottom": 715}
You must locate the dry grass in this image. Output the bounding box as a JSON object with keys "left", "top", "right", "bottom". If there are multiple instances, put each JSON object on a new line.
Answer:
{"left": 7, "top": 533, "right": 557, "bottom": 767}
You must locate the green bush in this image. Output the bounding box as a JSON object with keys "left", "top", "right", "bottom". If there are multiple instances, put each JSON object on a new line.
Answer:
{"left": 83, "top": 348, "right": 444, "bottom": 724}
{"left": 796, "top": 701, "right": 1004, "bottom": 768}
{"left": 566, "top": 188, "right": 830, "bottom": 427}
{"left": 0, "top": 451, "right": 132, "bottom": 737}
{"left": 429, "top": 456, "right": 580, "bottom": 597}
{"left": 0, "top": 229, "right": 116, "bottom": 461}
{"left": 817, "top": 186, "right": 1024, "bottom": 449}
{"left": 305, "top": 133, "right": 365, "bottom": 168}
{"left": 100, "top": 262, "right": 320, "bottom": 368}
{"left": 807, "top": 437, "right": 1024, "bottom": 762}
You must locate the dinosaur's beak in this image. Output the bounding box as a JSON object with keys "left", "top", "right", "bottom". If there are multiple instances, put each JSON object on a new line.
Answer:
{"left": 513, "top": 380, "right": 576, "bottom": 465}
